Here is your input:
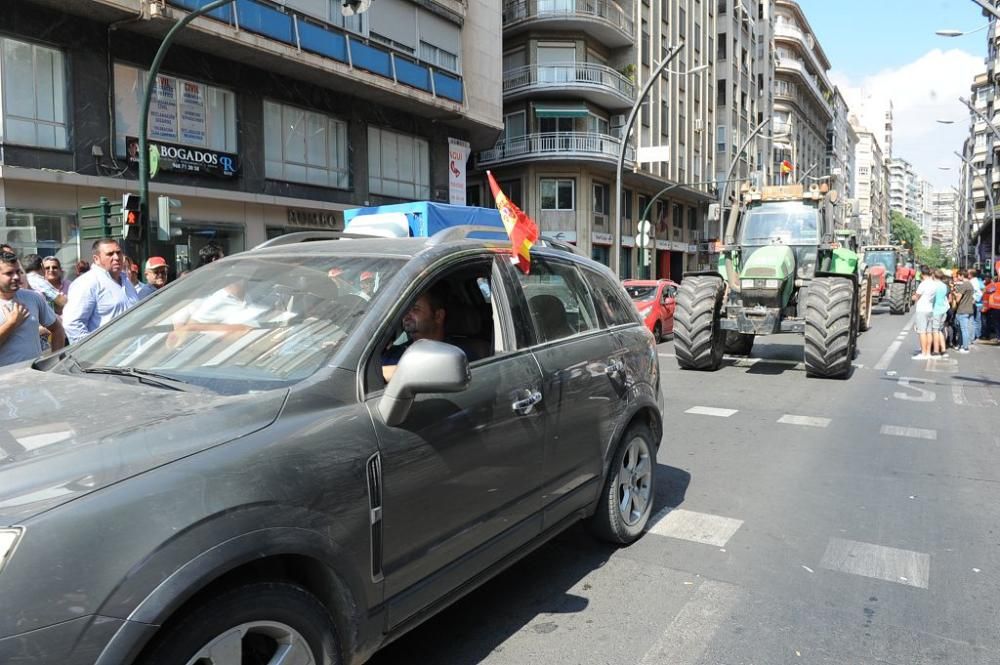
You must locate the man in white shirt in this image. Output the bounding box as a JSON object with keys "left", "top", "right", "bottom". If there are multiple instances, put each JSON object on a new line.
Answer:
{"left": 911, "top": 265, "right": 938, "bottom": 360}
{"left": 62, "top": 238, "right": 139, "bottom": 343}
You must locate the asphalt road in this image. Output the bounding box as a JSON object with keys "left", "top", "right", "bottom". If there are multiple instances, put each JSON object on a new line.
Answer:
{"left": 370, "top": 305, "right": 1000, "bottom": 665}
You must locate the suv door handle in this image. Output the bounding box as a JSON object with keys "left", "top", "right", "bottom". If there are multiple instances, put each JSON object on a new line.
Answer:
{"left": 512, "top": 390, "right": 543, "bottom": 415}
{"left": 605, "top": 360, "right": 625, "bottom": 376}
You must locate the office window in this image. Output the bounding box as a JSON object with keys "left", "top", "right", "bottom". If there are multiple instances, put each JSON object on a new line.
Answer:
{"left": 717, "top": 125, "right": 726, "bottom": 152}
{"left": 593, "top": 182, "right": 610, "bottom": 216}
{"left": 264, "top": 101, "right": 349, "bottom": 188}
{"left": 642, "top": 20, "right": 650, "bottom": 67}
{"left": 541, "top": 178, "right": 575, "bottom": 210}
{"left": 368, "top": 126, "right": 429, "bottom": 198}
{"left": 115, "top": 64, "right": 237, "bottom": 157}
{"left": 420, "top": 41, "right": 459, "bottom": 72}
{"left": 679, "top": 7, "right": 686, "bottom": 38}
{"left": 1, "top": 37, "right": 67, "bottom": 149}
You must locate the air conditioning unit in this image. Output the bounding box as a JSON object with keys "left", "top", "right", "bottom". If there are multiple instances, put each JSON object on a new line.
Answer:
{"left": 693, "top": 118, "right": 704, "bottom": 133}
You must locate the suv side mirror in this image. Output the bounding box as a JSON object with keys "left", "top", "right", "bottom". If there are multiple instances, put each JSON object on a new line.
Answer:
{"left": 378, "top": 339, "right": 470, "bottom": 426}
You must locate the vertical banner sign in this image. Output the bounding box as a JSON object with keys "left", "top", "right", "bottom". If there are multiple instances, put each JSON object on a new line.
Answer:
{"left": 179, "top": 81, "right": 207, "bottom": 146}
{"left": 448, "top": 138, "right": 471, "bottom": 205}
{"left": 150, "top": 75, "right": 178, "bottom": 142}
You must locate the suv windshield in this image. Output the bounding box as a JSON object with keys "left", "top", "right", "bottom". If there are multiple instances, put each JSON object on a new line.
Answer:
{"left": 864, "top": 250, "right": 897, "bottom": 273}
{"left": 740, "top": 201, "right": 819, "bottom": 246}
{"left": 66, "top": 255, "right": 404, "bottom": 394}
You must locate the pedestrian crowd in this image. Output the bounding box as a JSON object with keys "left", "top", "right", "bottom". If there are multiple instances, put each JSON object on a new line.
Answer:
{"left": 0, "top": 238, "right": 226, "bottom": 368}
{"left": 912, "top": 266, "right": 998, "bottom": 360}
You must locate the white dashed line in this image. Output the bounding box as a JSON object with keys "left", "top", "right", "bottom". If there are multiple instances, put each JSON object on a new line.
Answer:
{"left": 647, "top": 508, "right": 744, "bottom": 547}
{"left": 880, "top": 425, "right": 938, "bottom": 440}
{"left": 777, "top": 414, "right": 831, "bottom": 428}
{"left": 685, "top": 406, "right": 738, "bottom": 418}
{"left": 820, "top": 537, "right": 930, "bottom": 589}
{"left": 875, "top": 340, "right": 903, "bottom": 370}
{"left": 639, "top": 580, "right": 745, "bottom": 665}
{"left": 952, "top": 384, "right": 968, "bottom": 406}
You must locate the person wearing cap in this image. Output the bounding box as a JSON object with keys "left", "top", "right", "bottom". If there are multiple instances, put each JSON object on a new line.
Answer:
{"left": 136, "top": 256, "right": 170, "bottom": 299}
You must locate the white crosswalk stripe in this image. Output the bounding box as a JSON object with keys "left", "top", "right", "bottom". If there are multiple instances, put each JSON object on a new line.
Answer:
{"left": 880, "top": 425, "right": 938, "bottom": 440}
{"left": 639, "top": 580, "right": 745, "bottom": 665}
{"left": 684, "top": 406, "right": 738, "bottom": 417}
{"left": 647, "top": 508, "right": 744, "bottom": 547}
{"left": 777, "top": 414, "right": 831, "bottom": 428}
{"left": 820, "top": 537, "right": 930, "bottom": 589}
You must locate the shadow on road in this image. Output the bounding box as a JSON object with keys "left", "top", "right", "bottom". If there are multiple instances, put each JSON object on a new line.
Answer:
{"left": 368, "top": 464, "right": 691, "bottom": 665}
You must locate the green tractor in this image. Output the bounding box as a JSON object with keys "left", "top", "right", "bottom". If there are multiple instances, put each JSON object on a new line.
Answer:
{"left": 674, "top": 183, "right": 873, "bottom": 379}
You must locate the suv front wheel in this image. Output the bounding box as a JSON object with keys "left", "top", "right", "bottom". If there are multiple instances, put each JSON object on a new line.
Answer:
{"left": 591, "top": 424, "right": 656, "bottom": 544}
{"left": 140, "top": 582, "right": 342, "bottom": 665}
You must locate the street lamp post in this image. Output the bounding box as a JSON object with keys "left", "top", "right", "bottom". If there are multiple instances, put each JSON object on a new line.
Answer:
{"left": 138, "top": 0, "right": 237, "bottom": 267}
{"left": 956, "top": 151, "right": 997, "bottom": 277}
{"left": 718, "top": 117, "right": 771, "bottom": 226}
{"left": 611, "top": 44, "right": 685, "bottom": 277}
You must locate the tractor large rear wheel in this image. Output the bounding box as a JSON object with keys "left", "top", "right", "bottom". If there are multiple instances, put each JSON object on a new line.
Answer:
{"left": 674, "top": 275, "right": 725, "bottom": 371}
{"left": 804, "top": 277, "right": 856, "bottom": 379}
{"left": 859, "top": 274, "right": 873, "bottom": 332}
{"left": 724, "top": 331, "right": 755, "bottom": 355}
{"left": 888, "top": 281, "right": 907, "bottom": 315}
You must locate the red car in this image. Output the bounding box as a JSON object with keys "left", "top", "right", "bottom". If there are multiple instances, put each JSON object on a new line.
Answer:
{"left": 623, "top": 279, "right": 678, "bottom": 342}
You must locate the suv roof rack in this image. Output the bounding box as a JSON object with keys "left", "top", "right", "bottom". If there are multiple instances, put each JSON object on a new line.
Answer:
{"left": 252, "top": 231, "right": 374, "bottom": 250}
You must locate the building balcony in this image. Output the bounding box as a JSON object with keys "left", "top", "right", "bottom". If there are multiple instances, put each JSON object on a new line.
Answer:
{"left": 502, "top": 0, "right": 634, "bottom": 48}
{"left": 775, "top": 58, "right": 833, "bottom": 120}
{"left": 476, "top": 131, "right": 635, "bottom": 169}
{"left": 503, "top": 63, "right": 635, "bottom": 109}
{"left": 774, "top": 22, "right": 832, "bottom": 85}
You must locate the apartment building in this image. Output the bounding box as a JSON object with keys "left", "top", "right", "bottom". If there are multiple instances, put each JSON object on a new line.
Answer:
{"left": 475, "top": 0, "right": 716, "bottom": 280}
{"left": 714, "top": 0, "right": 774, "bottom": 192}
{"left": 771, "top": 0, "right": 833, "bottom": 184}
{"left": 0, "top": 0, "right": 501, "bottom": 271}
{"left": 826, "top": 87, "right": 857, "bottom": 227}
{"left": 930, "top": 190, "right": 958, "bottom": 257}
{"left": 851, "top": 123, "right": 888, "bottom": 244}
{"left": 888, "top": 158, "right": 920, "bottom": 222}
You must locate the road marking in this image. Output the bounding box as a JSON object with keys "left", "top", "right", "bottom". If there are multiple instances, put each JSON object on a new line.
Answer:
{"left": 684, "top": 406, "right": 738, "bottom": 418}
{"left": 659, "top": 352, "right": 676, "bottom": 358}
{"left": 777, "top": 414, "right": 831, "bottom": 428}
{"left": 893, "top": 377, "right": 936, "bottom": 402}
{"left": 729, "top": 357, "right": 761, "bottom": 368}
{"left": 639, "top": 580, "right": 745, "bottom": 665}
{"left": 647, "top": 507, "right": 744, "bottom": 547}
{"left": 880, "top": 425, "right": 938, "bottom": 440}
{"left": 875, "top": 340, "right": 903, "bottom": 370}
{"left": 952, "top": 384, "right": 968, "bottom": 406}
{"left": 820, "top": 537, "right": 930, "bottom": 589}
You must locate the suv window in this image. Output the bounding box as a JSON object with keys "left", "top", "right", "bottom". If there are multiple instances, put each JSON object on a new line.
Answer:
{"left": 518, "top": 256, "right": 598, "bottom": 342}
{"left": 584, "top": 267, "right": 638, "bottom": 327}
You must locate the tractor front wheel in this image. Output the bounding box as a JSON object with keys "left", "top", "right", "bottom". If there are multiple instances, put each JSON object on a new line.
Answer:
{"left": 804, "top": 277, "right": 856, "bottom": 379}
{"left": 674, "top": 275, "right": 726, "bottom": 371}
{"left": 888, "top": 281, "right": 907, "bottom": 315}
{"left": 859, "top": 274, "right": 873, "bottom": 332}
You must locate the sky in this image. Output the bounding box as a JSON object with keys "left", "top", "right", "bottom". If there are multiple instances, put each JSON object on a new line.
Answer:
{"left": 797, "top": 0, "right": 988, "bottom": 190}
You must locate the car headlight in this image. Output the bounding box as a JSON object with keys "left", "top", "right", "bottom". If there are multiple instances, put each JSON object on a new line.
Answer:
{"left": 0, "top": 528, "right": 23, "bottom": 574}
{"left": 740, "top": 279, "right": 754, "bottom": 289}
{"left": 764, "top": 279, "right": 781, "bottom": 289}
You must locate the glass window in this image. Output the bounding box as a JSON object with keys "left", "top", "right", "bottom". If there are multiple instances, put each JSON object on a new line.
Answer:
{"left": 1, "top": 38, "right": 67, "bottom": 149}
{"left": 419, "top": 41, "right": 459, "bottom": 72}
{"left": 584, "top": 267, "right": 637, "bottom": 327}
{"left": 368, "top": 126, "right": 430, "bottom": 199}
{"left": 114, "top": 63, "right": 237, "bottom": 155}
{"left": 264, "top": 101, "right": 349, "bottom": 189}
{"left": 593, "top": 182, "right": 609, "bottom": 215}
{"left": 518, "top": 257, "right": 598, "bottom": 342}
{"left": 540, "top": 178, "right": 575, "bottom": 210}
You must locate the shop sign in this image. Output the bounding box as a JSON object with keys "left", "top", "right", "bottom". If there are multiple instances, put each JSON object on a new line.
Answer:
{"left": 623, "top": 235, "right": 635, "bottom": 248}
{"left": 547, "top": 230, "right": 577, "bottom": 243}
{"left": 655, "top": 239, "right": 670, "bottom": 250}
{"left": 591, "top": 232, "right": 613, "bottom": 245}
{"left": 448, "top": 138, "right": 470, "bottom": 206}
{"left": 126, "top": 136, "right": 239, "bottom": 178}
{"left": 687, "top": 244, "right": 698, "bottom": 253}
{"left": 287, "top": 209, "right": 341, "bottom": 229}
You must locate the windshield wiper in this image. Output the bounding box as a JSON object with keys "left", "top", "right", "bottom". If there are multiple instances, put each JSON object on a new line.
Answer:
{"left": 80, "top": 366, "right": 189, "bottom": 392}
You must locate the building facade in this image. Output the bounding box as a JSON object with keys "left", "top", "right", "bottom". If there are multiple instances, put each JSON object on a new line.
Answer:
{"left": 771, "top": 0, "right": 833, "bottom": 184}
{"left": 0, "top": 0, "right": 501, "bottom": 272}
{"left": 851, "top": 123, "right": 888, "bottom": 244}
{"left": 826, "top": 87, "right": 857, "bottom": 227}
{"left": 930, "top": 190, "right": 958, "bottom": 257}
{"left": 888, "top": 157, "right": 921, "bottom": 223}
{"left": 476, "top": 0, "right": 717, "bottom": 281}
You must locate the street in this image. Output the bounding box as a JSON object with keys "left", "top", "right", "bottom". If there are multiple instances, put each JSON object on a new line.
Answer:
{"left": 371, "top": 306, "right": 1000, "bottom": 665}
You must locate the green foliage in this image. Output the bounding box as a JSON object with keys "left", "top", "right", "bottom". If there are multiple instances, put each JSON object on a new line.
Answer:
{"left": 888, "top": 211, "right": 952, "bottom": 270}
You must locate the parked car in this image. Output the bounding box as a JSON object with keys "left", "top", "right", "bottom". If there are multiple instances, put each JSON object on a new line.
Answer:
{"left": 0, "top": 230, "right": 663, "bottom": 665}
{"left": 623, "top": 279, "right": 678, "bottom": 342}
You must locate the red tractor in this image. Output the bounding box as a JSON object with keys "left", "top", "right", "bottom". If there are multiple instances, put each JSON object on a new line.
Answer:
{"left": 862, "top": 245, "right": 916, "bottom": 314}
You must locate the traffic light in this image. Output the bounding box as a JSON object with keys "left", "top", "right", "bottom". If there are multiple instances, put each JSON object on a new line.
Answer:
{"left": 122, "top": 193, "right": 143, "bottom": 241}
{"left": 156, "top": 196, "right": 182, "bottom": 241}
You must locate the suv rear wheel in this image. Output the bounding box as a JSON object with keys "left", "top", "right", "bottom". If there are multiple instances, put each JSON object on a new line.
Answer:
{"left": 591, "top": 424, "right": 656, "bottom": 544}
{"left": 141, "top": 583, "right": 342, "bottom": 665}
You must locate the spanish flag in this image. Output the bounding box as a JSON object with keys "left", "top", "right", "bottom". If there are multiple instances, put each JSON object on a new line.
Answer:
{"left": 780, "top": 160, "right": 794, "bottom": 174}
{"left": 487, "top": 170, "right": 539, "bottom": 274}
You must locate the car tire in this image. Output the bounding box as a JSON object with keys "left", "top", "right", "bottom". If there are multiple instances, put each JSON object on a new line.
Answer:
{"left": 591, "top": 424, "right": 656, "bottom": 545}
{"left": 140, "top": 582, "right": 342, "bottom": 665}
{"left": 653, "top": 321, "right": 662, "bottom": 343}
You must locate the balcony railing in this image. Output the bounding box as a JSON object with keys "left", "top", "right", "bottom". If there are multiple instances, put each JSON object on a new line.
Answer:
{"left": 775, "top": 58, "right": 833, "bottom": 118}
{"left": 502, "top": 0, "right": 635, "bottom": 40}
{"left": 477, "top": 131, "right": 634, "bottom": 167}
{"left": 167, "top": 0, "right": 463, "bottom": 103}
{"left": 503, "top": 63, "right": 634, "bottom": 102}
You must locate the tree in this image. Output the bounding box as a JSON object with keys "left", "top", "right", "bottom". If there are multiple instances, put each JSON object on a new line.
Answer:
{"left": 916, "top": 243, "right": 951, "bottom": 270}
{"left": 889, "top": 211, "right": 922, "bottom": 250}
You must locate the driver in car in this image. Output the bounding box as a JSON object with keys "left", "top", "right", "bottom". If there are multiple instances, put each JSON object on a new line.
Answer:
{"left": 381, "top": 282, "right": 450, "bottom": 382}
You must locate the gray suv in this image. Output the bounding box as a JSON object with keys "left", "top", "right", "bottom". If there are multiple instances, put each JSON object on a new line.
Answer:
{"left": 0, "top": 232, "right": 663, "bottom": 665}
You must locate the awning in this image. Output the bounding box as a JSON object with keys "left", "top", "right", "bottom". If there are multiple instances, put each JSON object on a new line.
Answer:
{"left": 534, "top": 105, "right": 589, "bottom": 118}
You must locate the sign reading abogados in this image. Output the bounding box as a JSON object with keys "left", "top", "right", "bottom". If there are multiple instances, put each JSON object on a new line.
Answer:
{"left": 126, "top": 136, "right": 239, "bottom": 178}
